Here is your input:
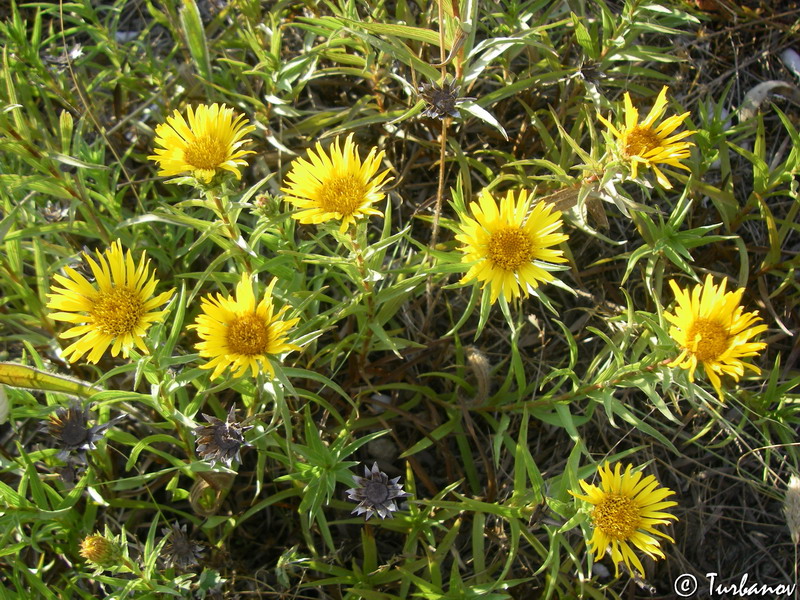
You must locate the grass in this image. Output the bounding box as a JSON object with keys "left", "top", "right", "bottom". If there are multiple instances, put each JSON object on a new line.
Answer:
{"left": 0, "top": 0, "right": 799, "bottom": 597}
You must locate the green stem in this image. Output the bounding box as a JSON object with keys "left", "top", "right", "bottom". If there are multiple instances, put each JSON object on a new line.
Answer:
{"left": 205, "top": 188, "right": 253, "bottom": 272}
{"left": 425, "top": 0, "right": 451, "bottom": 320}
{"left": 138, "top": 348, "right": 195, "bottom": 456}
{"left": 429, "top": 0, "right": 450, "bottom": 249}
{"left": 121, "top": 557, "right": 157, "bottom": 591}
{"left": 347, "top": 227, "right": 376, "bottom": 364}
{"left": 429, "top": 112, "right": 448, "bottom": 251}
{"left": 361, "top": 523, "right": 377, "bottom": 574}
{"left": 424, "top": 109, "right": 449, "bottom": 325}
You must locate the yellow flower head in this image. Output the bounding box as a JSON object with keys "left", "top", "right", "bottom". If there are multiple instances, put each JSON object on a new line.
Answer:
{"left": 190, "top": 273, "right": 300, "bottom": 380}
{"left": 281, "top": 133, "right": 392, "bottom": 232}
{"left": 570, "top": 463, "right": 678, "bottom": 578}
{"left": 79, "top": 533, "right": 121, "bottom": 570}
{"left": 455, "top": 188, "right": 569, "bottom": 304}
{"left": 148, "top": 103, "right": 255, "bottom": 183}
{"left": 664, "top": 275, "right": 767, "bottom": 398}
{"left": 46, "top": 241, "right": 174, "bottom": 363}
{"left": 599, "top": 86, "right": 695, "bottom": 189}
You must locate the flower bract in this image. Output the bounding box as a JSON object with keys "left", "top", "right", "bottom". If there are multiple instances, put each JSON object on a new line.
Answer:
{"left": 281, "top": 133, "right": 392, "bottom": 232}
{"left": 664, "top": 274, "right": 767, "bottom": 398}
{"left": 599, "top": 86, "right": 695, "bottom": 189}
{"left": 190, "top": 273, "right": 299, "bottom": 379}
{"left": 148, "top": 103, "right": 255, "bottom": 183}
{"left": 570, "top": 462, "right": 678, "bottom": 577}
{"left": 456, "top": 188, "right": 569, "bottom": 304}
{"left": 46, "top": 240, "right": 174, "bottom": 363}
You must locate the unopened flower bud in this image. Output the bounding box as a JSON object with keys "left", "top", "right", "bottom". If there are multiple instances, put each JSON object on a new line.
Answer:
{"left": 79, "top": 533, "right": 121, "bottom": 569}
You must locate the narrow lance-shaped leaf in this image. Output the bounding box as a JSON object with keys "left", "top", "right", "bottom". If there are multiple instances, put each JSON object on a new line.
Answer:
{"left": 180, "top": 0, "right": 212, "bottom": 82}
{"left": 0, "top": 362, "right": 99, "bottom": 397}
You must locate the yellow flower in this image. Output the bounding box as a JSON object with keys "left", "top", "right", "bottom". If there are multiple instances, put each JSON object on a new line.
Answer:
{"left": 664, "top": 275, "right": 767, "bottom": 398}
{"left": 570, "top": 463, "right": 678, "bottom": 578}
{"left": 148, "top": 103, "right": 255, "bottom": 183}
{"left": 281, "top": 133, "right": 392, "bottom": 232}
{"left": 600, "top": 86, "right": 695, "bottom": 189}
{"left": 46, "top": 241, "right": 174, "bottom": 363}
{"left": 190, "top": 273, "right": 299, "bottom": 379}
{"left": 455, "top": 188, "right": 569, "bottom": 304}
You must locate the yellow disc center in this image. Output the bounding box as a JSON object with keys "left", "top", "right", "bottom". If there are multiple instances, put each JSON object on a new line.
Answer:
{"left": 91, "top": 286, "right": 144, "bottom": 336}
{"left": 592, "top": 493, "right": 640, "bottom": 540}
{"left": 623, "top": 126, "right": 662, "bottom": 158}
{"left": 183, "top": 135, "right": 229, "bottom": 170}
{"left": 318, "top": 173, "right": 367, "bottom": 216}
{"left": 687, "top": 317, "right": 730, "bottom": 362}
{"left": 487, "top": 227, "right": 534, "bottom": 271}
{"left": 227, "top": 313, "right": 270, "bottom": 356}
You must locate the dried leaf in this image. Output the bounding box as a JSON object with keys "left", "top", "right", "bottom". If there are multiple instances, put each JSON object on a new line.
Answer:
{"left": 739, "top": 80, "right": 800, "bottom": 122}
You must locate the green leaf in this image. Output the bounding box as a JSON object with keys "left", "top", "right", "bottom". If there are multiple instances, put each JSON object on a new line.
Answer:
{"left": 339, "top": 19, "right": 445, "bottom": 48}
{"left": 459, "top": 101, "right": 508, "bottom": 141}
{"left": 180, "top": 0, "right": 212, "bottom": 82}
{"left": 571, "top": 14, "right": 598, "bottom": 60}
{"left": 0, "top": 363, "right": 99, "bottom": 397}
{"left": 400, "top": 418, "right": 458, "bottom": 458}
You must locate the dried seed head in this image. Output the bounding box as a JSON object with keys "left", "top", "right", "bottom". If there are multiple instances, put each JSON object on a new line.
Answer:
{"left": 418, "top": 80, "right": 472, "bottom": 120}
{"left": 346, "top": 462, "right": 410, "bottom": 521}
{"left": 193, "top": 406, "right": 253, "bottom": 467}
{"left": 576, "top": 59, "right": 607, "bottom": 85}
{"left": 42, "top": 200, "right": 70, "bottom": 222}
{"left": 161, "top": 523, "right": 204, "bottom": 570}
{"left": 47, "top": 402, "right": 120, "bottom": 460}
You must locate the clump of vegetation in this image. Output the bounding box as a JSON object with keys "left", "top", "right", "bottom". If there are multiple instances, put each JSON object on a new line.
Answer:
{"left": 0, "top": 0, "right": 798, "bottom": 598}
